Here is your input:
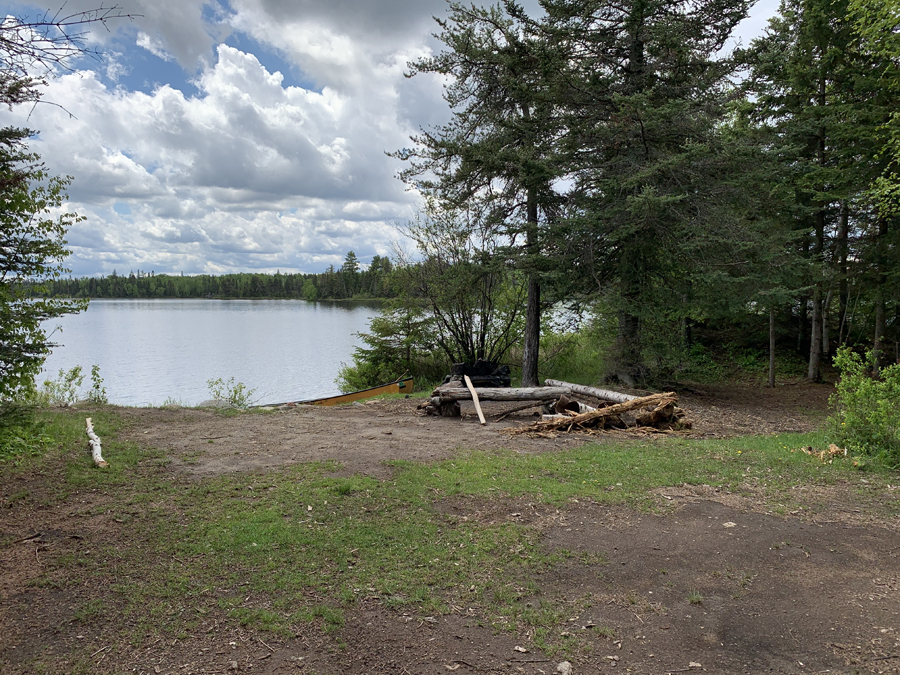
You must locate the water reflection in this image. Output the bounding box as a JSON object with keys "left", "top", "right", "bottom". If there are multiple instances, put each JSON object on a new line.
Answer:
{"left": 41, "top": 299, "right": 380, "bottom": 406}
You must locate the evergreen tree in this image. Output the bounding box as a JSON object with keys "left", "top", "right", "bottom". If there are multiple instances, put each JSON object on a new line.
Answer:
{"left": 541, "top": 0, "right": 752, "bottom": 384}
{"left": 397, "top": 1, "right": 565, "bottom": 385}
{"left": 742, "top": 0, "right": 897, "bottom": 378}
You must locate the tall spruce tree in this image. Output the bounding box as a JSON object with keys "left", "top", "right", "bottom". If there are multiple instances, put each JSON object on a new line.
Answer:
{"left": 539, "top": 0, "right": 751, "bottom": 384}
{"left": 396, "top": 1, "right": 564, "bottom": 386}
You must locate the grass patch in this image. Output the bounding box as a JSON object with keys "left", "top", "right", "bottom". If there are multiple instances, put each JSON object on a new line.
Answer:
{"left": 100, "top": 428, "right": 893, "bottom": 644}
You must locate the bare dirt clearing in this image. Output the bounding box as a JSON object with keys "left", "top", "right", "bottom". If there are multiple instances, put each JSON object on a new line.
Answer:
{"left": 3, "top": 380, "right": 900, "bottom": 675}
{"left": 113, "top": 380, "right": 833, "bottom": 479}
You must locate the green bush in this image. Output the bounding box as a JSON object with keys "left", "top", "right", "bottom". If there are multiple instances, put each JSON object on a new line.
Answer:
{"left": 34, "top": 365, "right": 85, "bottom": 407}
{"left": 87, "top": 365, "right": 108, "bottom": 404}
{"left": 336, "top": 303, "right": 449, "bottom": 392}
{"left": 828, "top": 347, "right": 900, "bottom": 466}
{"left": 206, "top": 377, "right": 257, "bottom": 408}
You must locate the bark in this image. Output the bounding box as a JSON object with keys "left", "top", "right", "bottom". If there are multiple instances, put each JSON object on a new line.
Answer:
{"left": 85, "top": 417, "right": 108, "bottom": 468}
{"left": 544, "top": 379, "right": 637, "bottom": 403}
{"left": 610, "top": 1, "right": 648, "bottom": 387}
{"left": 808, "top": 283, "right": 823, "bottom": 381}
{"left": 837, "top": 201, "right": 850, "bottom": 344}
{"left": 769, "top": 304, "right": 776, "bottom": 388}
{"left": 508, "top": 392, "right": 678, "bottom": 434}
{"left": 808, "top": 208, "right": 826, "bottom": 382}
{"left": 521, "top": 188, "right": 540, "bottom": 387}
{"left": 808, "top": 76, "right": 827, "bottom": 383}
{"left": 873, "top": 217, "right": 889, "bottom": 375}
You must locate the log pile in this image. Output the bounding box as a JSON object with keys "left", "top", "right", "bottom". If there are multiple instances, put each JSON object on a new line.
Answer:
{"left": 505, "top": 391, "right": 685, "bottom": 435}
{"left": 419, "top": 379, "right": 692, "bottom": 434}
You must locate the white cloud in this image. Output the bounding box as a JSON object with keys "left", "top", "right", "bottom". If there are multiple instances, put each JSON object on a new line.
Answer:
{"left": 4, "top": 0, "right": 779, "bottom": 277}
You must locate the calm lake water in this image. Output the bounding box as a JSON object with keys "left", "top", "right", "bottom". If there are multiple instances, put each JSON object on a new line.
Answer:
{"left": 40, "top": 299, "right": 381, "bottom": 406}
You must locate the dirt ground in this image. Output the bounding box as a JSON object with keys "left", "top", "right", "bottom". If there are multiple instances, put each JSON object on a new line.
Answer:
{"left": 3, "top": 380, "right": 900, "bottom": 675}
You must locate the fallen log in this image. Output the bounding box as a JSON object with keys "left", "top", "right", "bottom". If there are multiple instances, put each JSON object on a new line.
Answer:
{"left": 85, "top": 417, "right": 108, "bottom": 467}
{"left": 432, "top": 386, "right": 571, "bottom": 402}
{"left": 505, "top": 392, "right": 678, "bottom": 435}
{"left": 544, "top": 379, "right": 637, "bottom": 404}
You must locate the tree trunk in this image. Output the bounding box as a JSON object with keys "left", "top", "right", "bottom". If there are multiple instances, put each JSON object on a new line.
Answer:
{"left": 521, "top": 189, "right": 540, "bottom": 387}
{"left": 808, "top": 209, "right": 826, "bottom": 382}
{"left": 808, "top": 78, "right": 827, "bottom": 383}
{"left": 837, "top": 200, "right": 850, "bottom": 344}
{"left": 874, "top": 288, "right": 886, "bottom": 376}
{"left": 873, "top": 217, "right": 889, "bottom": 375}
{"left": 432, "top": 386, "right": 571, "bottom": 401}
{"left": 769, "top": 304, "right": 776, "bottom": 388}
{"left": 544, "top": 379, "right": 637, "bottom": 403}
{"left": 808, "top": 284, "right": 823, "bottom": 382}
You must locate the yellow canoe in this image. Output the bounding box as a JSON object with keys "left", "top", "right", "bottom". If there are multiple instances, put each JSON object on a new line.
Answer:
{"left": 262, "top": 378, "right": 414, "bottom": 407}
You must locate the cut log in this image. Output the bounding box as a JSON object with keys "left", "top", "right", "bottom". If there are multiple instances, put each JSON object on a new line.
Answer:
{"left": 85, "top": 417, "right": 108, "bottom": 467}
{"left": 432, "top": 386, "right": 571, "bottom": 402}
{"left": 554, "top": 394, "right": 597, "bottom": 415}
{"left": 464, "top": 375, "right": 486, "bottom": 426}
{"left": 494, "top": 401, "right": 553, "bottom": 422}
{"left": 544, "top": 379, "right": 637, "bottom": 403}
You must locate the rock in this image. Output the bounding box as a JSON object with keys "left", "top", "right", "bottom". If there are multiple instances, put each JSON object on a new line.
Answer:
{"left": 556, "top": 661, "right": 573, "bottom": 675}
{"left": 197, "top": 399, "right": 234, "bottom": 409}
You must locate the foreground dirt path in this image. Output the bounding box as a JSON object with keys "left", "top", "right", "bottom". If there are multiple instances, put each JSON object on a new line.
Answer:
{"left": 3, "top": 380, "right": 899, "bottom": 674}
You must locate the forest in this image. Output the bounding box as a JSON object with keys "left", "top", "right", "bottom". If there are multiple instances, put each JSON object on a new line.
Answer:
{"left": 36, "top": 253, "right": 399, "bottom": 301}
{"left": 335, "top": 0, "right": 899, "bottom": 393}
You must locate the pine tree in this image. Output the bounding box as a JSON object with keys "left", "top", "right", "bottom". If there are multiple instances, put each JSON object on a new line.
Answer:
{"left": 742, "top": 0, "right": 897, "bottom": 378}
{"left": 396, "top": 1, "right": 565, "bottom": 385}
{"left": 541, "top": 0, "right": 752, "bottom": 384}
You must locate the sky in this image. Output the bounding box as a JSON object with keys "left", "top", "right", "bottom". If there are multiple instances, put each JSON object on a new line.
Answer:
{"left": 1, "top": 0, "right": 781, "bottom": 277}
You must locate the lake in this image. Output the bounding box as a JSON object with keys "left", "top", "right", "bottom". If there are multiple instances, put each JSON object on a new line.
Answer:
{"left": 40, "top": 299, "right": 381, "bottom": 407}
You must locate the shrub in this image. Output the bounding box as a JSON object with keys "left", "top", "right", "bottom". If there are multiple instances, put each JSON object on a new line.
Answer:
{"left": 34, "top": 365, "right": 84, "bottom": 407}
{"left": 336, "top": 302, "right": 449, "bottom": 392}
{"left": 87, "top": 365, "right": 108, "bottom": 404}
{"left": 828, "top": 347, "right": 900, "bottom": 467}
{"left": 206, "top": 377, "right": 257, "bottom": 409}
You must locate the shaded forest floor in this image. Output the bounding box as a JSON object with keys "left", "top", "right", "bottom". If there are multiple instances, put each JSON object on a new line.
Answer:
{"left": 2, "top": 379, "right": 899, "bottom": 674}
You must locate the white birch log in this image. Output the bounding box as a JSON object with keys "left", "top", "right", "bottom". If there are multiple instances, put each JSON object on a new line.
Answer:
{"left": 544, "top": 379, "right": 638, "bottom": 403}
{"left": 85, "top": 417, "right": 108, "bottom": 467}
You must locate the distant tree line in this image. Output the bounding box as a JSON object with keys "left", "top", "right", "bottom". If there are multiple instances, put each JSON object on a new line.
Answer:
{"left": 32, "top": 252, "right": 399, "bottom": 301}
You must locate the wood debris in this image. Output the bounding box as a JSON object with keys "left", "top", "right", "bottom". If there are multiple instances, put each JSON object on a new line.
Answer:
{"left": 420, "top": 377, "right": 692, "bottom": 434}
{"left": 504, "top": 391, "right": 687, "bottom": 436}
